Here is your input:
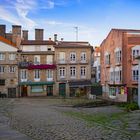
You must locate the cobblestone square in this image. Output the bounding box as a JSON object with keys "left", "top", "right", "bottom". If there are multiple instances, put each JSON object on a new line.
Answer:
{"left": 0, "top": 98, "right": 140, "bottom": 140}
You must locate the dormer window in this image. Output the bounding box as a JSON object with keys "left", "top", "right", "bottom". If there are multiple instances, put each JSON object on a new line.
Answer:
{"left": 48, "top": 48, "right": 51, "bottom": 51}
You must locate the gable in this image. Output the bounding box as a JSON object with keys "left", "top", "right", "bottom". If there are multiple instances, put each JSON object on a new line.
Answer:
{"left": 0, "top": 41, "right": 17, "bottom": 52}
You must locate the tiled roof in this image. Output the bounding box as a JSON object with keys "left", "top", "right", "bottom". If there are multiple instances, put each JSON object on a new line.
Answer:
{"left": 21, "top": 40, "right": 56, "bottom": 45}
{"left": 0, "top": 35, "right": 16, "bottom": 47}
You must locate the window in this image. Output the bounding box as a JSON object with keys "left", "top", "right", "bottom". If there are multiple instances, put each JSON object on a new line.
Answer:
{"left": 21, "top": 69, "right": 27, "bottom": 80}
{"left": 59, "top": 67, "right": 65, "bottom": 78}
{"left": 34, "top": 55, "right": 40, "bottom": 65}
{"left": 0, "top": 53, "right": 5, "bottom": 60}
{"left": 48, "top": 48, "right": 51, "bottom": 51}
{"left": 47, "top": 70, "right": 53, "bottom": 81}
{"left": 115, "top": 70, "right": 122, "bottom": 83}
{"left": 81, "top": 66, "right": 86, "bottom": 77}
{"left": 9, "top": 66, "right": 16, "bottom": 73}
{"left": 46, "top": 55, "right": 53, "bottom": 64}
{"left": 59, "top": 52, "right": 65, "bottom": 63}
{"left": 9, "top": 53, "right": 16, "bottom": 60}
{"left": 70, "top": 67, "right": 76, "bottom": 78}
{"left": 115, "top": 50, "right": 121, "bottom": 63}
{"left": 70, "top": 52, "right": 76, "bottom": 62}
{"left": 34, "top": 70, "right": 40, "bottom": 80}
{"left": 0, "top": 66, "right": 5, "bottom": 73}
{"left": 132, "top": 70, "right": 139, "bottom": 81}
{"left": 81, "top": 52, "right": 86, "bottom": 62}
{"left": 132, "top": 49, "right": 139, "bottom": 59}
{"left": 0, "top": 79, "right": 5, "bottom": 85}
{"left": 31, "top": 86, "right": 43, "bottom": 92}
{"left": 110, "top": 71, "right": 114, "bottom": 82}
{"left": 105, "top": 54, "right": 110, "bottom": 65}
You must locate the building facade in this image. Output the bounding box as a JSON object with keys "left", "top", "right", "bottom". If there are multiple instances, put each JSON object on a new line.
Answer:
{"left": 0, "top": 36, "right": 18, "bottom": 97}
{"left": 19, "top": 29, "right": 56, "bottom": 97}
{"left": 54, "top": 41, "right": 93, "bottom": 97}
{"left": 101, "top": 29, "right": 140, "bottom": 102}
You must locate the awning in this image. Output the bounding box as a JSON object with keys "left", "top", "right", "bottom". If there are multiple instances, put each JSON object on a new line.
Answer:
{"left": 69, "top": 80, "right": 91, "bottom": 87}
{"left": 19, "top": 81, "right": 54, "bottom": 86}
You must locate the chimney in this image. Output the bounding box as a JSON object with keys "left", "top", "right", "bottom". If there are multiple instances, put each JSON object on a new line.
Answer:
{"left": 0, "top": 25, "right": 6, "bottom": 38}
{"left": 35, "top": 29, "right": 44, "bottom": 40}
{"left": 6, "top": 33, "right": 12, "bottom": 42}
{"left": 54, "top": 34, "right": 57, "bottom": 42}
{"left": 22, "top": 30, "right": 28, "bottom": 40}
{"left": 12, "top": 25, "right": 21, "bottom": 44}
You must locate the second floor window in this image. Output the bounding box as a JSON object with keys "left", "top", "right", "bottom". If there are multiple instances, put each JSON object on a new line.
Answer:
{"left": 132, "top": 70, "right": 139, "bottom": 81}
{"left": 70, "top": 52, "right": 76, "bottom": 62}
{"left": 9, "top": 66, "right": 16, "bottom": 73}
{"left": 34, "top": 55, "right": 40, "bottom": 65}
{"left": 47, "top": 70, "right": 53, "bottom": 79}
{"left": 59, "top": 52, "right": 65, "bottom": 63}
{"left": 110, "top": 71, "right": 114, "bottom": 82}
{"left": 21, "top": 69, "right": 27, "bottom": 79}
{"left": 0, "top": 66, "right": 5, "bottom": 73}
{"left": 59, "top": 67, "right": 65, "bottom": 78}
{"left": 34, "top": 70, "right": 40, "bottom": 79}
{"left": 81, "top": 66, "right": 86, "bottom": 77}
{"left": 0, "top": 53, "right": 5, "bottom": 60}
{"left": 70, "top": 67, "right": 76, "bottom": 78}
{"left": 115, "top": 70, "right": 122, "bottom": 82}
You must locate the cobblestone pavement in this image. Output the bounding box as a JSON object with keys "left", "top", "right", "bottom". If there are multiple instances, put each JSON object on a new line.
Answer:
{"left": 0, "top": 98, "right": 140, "bottom": 140}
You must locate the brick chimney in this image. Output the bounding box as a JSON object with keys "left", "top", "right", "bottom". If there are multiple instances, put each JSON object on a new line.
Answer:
{"left": 0, "top": 25, "right": 6, "bottom": 38}
{"left": 22, "top": 30, "right": 28, "bottom": 40}
{"left": 35, "top": 29, "right": 44, "bottom": 40}
{"left": 12, "top": 25, "right": 21, "bottom": 44}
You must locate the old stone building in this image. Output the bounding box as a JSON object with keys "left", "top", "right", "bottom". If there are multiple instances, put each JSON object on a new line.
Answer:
{"left": 100, "top": 29, "right": 140, "bottom": 102}
{"left": 19, "top": 29, "right": 56, "bottom": 97}
{"left": 54, "top": 41, "right": 93, "bottom": 97}
{"left": 0, "top": 35, "right": 18, "bottom": 97}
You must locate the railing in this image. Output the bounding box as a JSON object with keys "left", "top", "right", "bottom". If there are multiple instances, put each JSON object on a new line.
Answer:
{"left": 56, "top": 59, "right": 89, "bottom": 64}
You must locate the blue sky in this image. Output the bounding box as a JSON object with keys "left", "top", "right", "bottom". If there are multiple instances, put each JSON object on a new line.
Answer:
{"left": 0, "top": 0, "right": 140, "bottom": 46}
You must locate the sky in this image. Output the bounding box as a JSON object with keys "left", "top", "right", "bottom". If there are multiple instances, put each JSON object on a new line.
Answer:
{"left": 0, "top": 0, "right": 140, "bottom": 46}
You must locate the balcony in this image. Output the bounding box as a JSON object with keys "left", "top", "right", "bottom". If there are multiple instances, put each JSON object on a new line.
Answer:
{"left": 28, "top": 64, "right": 56, "bottom": 70}
{"left": 57, "top": 59, "right": 89, "bottom": 64}
{"left": 18, "top": 61, "right": 32, "bottom": 68}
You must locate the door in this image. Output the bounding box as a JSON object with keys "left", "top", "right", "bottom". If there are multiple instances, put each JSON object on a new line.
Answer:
{"left": 21, "top": 86, "right": 27, "bottom": 97}
{"left": 8, "top": 88, "right": 16, "bottom": 98}
{"left": 47, "top": 85, "right": 53, "bottom": 96}
{"left": 59, "top": 83, "right": 66, "bottom": 97}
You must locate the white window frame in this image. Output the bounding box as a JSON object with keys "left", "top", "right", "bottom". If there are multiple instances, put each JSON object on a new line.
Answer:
{"left": 34, "top": 69, "right": 40, "bottom": 81}
{"left": 115, "top": 50, "right": 121, "bottom": 64}
{"left": 70, "top": 52, "right": 76, "bottom": 63}
{"left": 59, "top": 67, "right": 65, "bottom": 78}
{"left": 81, "top": 66, "right": 86, "bottom": 78}
{"left": 0, "top": 53, "right": 5, "bottom": 60}
{"left": 132, "top": 49, "right": 140, "bottom": 60}
{"left": 21, "top": 69, "right": 27, "bottom": 81}
{"left": 34, "top": 55, "right": 40, "bottom": 65}
{"left": 70, "top": 66, "right": 76, "bottom": 78}
{"left": 59, "top": 52, "right": 65, "bottom": 64}
{"left": 132, "top": 69, "right": 139, "bottom": 82}
{"left": 81, "top": 52, "right": 86, "bottom": 62}
{"left": 9, "top": 66, "right": 16, "bottom": 73}
{"left": 46, "top": 70, "right": 53, "bottom": 81}
{"left": 9, "top": 53, "right": 16, "bottom": 60}
{"left": 46, "top": 55, "right": 53, "bottom": 64}
{"left": 105, "top": 53, "right": 110, "bottom": 65}
{"left": 0, "top": 66, "right": 5, "bottom": 73}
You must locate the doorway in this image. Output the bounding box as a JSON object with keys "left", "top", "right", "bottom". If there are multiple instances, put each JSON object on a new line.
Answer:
{"left": 59, "top": 83, "right": 66, "bottom": 97}
{"left": 21, "top": 86, "right": 27, "bottom": 97}
{"left": 47, "top": 85, "right": 53, "bottom": 96}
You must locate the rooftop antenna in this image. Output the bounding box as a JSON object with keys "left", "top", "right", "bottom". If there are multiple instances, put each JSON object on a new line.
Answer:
{"left": 74, "top": 26, "right": 78, "bottom": 41}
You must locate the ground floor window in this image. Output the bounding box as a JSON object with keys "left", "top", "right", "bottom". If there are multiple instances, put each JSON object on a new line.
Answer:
{"left": 31, "top": 85, "right": 43, "bottom": 93}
